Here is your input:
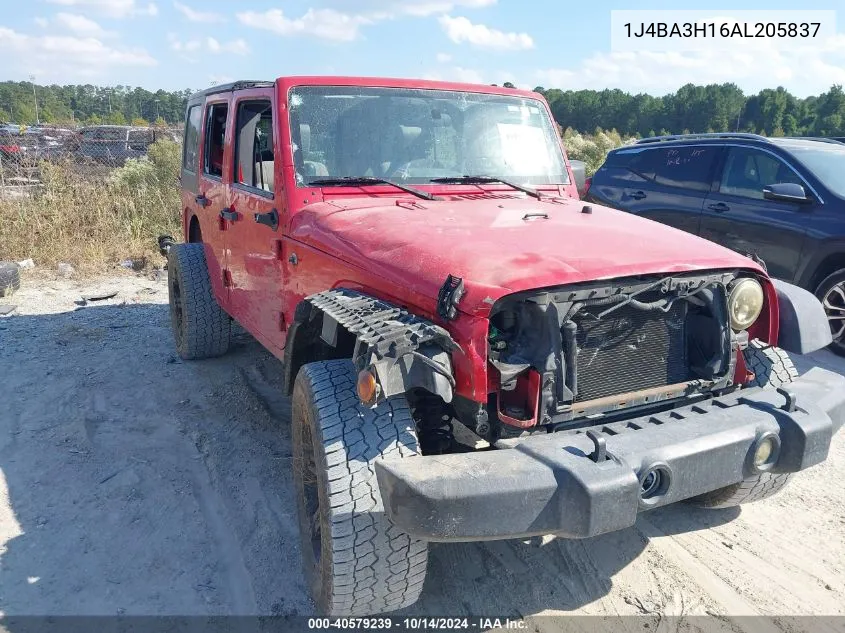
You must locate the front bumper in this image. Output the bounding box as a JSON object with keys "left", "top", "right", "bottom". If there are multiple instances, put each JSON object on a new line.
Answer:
{"left": 375, "top": 367, "right": 845, "bottom": 542}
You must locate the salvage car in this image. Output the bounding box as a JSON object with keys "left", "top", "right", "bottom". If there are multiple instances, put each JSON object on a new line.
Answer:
{"left": 77, "top": 125, "right": 176, "bottom": 166}
{"left": 166, "top": 78, "right": 845, "bottom": 616}
{"left": 585, "top": 133, "right": 845, "bottom": 355}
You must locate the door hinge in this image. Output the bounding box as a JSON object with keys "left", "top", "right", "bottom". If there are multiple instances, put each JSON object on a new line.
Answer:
{"left": 272, "top": 239, "right": 284, "bottom": 259}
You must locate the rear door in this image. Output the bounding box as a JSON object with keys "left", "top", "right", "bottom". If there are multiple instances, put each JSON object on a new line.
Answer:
{"left": 226, "top": 90, "right": 285, "bottom": 347}
{"left": 591, "top": 145, "right": 718, "bottom": 235}
{"left": 196, "top": 96, "right": 233, "bottom": 310}
{"left": 700, "top": 145, "right": 813, "bottom": 282}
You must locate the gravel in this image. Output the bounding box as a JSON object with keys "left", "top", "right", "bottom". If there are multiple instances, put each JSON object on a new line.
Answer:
{"left": 0, "top": 273, "right": 843, "bottom": 629}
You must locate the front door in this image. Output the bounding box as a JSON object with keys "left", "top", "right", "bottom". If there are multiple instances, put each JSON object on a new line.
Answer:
{"left": 226, "top": 92, "right": 286, "bottom": 352}
{"left": 700, "top": 146, "right": 813, "bottom": 283}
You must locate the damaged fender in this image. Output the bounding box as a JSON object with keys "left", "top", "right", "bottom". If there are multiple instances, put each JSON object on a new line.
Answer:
{"left": 303, "top": 288, "right": 459, "bottom": 403}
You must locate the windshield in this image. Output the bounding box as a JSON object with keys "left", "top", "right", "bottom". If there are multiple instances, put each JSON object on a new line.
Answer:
{"left": 781, "top": 142, "right": 845, "bottom": 198}
{"left": 288, "top": 85, "right": 568, "bottom": 187}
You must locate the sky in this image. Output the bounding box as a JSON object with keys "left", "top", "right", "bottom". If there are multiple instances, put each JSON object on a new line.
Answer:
{"left": 1, "top": 0, "right": 844, "bottom": 97}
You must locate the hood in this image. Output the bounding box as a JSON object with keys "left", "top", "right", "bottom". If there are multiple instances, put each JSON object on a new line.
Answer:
{"left": 289, "top": 195, "right": 764, "bottom": 318}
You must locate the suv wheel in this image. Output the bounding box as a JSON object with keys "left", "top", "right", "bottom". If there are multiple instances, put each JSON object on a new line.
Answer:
{"left": 292, "top": 360, "right": 428, "bottom": 616}
{"left": 688, "top": 340, "right": 796, "bottom": 509}
{"left": 815, "top": 269, "right": 845, "bottom": 356}
{"left": 167, "top": 243, "right": 231, "bottom": 360}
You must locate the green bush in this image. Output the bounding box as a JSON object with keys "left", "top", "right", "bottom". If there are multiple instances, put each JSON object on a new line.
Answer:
{"left": 562, "top": 127, "right": 637, "bottom": 176}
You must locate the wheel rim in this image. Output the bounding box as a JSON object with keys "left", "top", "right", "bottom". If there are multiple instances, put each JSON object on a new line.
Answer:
{"left": 822, "top": 282, "right": 845, "bottom": 342}
{"left": 300, "top": 419, "right": 323, "bottom": 567}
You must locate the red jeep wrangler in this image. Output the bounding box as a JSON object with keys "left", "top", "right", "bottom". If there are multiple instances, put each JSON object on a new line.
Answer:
{"left": 167, "top": 76, "right": 844, "bottom": 616}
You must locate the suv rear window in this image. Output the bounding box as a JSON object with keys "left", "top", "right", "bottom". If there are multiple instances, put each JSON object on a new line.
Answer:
{"left": 183, "top": 105, "right": 201, "bottom": 172}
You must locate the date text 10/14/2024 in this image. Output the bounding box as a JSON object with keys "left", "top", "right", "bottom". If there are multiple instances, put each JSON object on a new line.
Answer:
{"left": 307, "top": 617, "right": 528, "bottom": 630}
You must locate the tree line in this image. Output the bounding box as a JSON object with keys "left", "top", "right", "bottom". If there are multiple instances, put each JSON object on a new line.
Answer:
{"left": 2, "top": 79, "right": 845, "bottom": 137}
{"left": 0, "top": 82, "right": 193, "bottom": 126}
{"left": 505, "top": 82, "right": 845, "bottom": 137}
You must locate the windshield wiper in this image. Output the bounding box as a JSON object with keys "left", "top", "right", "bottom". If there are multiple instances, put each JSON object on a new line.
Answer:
{"left": 429, "top": 175, "right": 541, "bottom": 200}
{"left": 306, "top": 176, "right": 438, "bottom": 201}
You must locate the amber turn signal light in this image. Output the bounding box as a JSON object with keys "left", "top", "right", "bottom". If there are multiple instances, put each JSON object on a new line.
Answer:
{"left": 357, "top": 370, "right": 378, "bottom": 405}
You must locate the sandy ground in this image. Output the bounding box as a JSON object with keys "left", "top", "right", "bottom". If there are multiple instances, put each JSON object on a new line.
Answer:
{"left": 1, "top": 271, "right": 844, "bottom": 630}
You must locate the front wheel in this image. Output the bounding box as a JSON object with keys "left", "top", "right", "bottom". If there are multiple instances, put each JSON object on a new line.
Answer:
{"left": 688, "top": 341, "right": 797, "bottom": 509}
{"left": 291, "top": 360, "right": 428, "bottom": 616}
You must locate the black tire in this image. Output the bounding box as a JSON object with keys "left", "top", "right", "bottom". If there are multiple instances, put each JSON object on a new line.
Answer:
{"left": 166, "top": 243, "right": 230, "bottom": 360}
{"left": 689, "top": 340, "right": 797, "bottom": 509}
{"left": 292, "top": 360, "right": 428, "bottom": 616}
{"left": 0, "top": 262, "right": 21, "bottom": 297}
{"left": 814, "top": 268, "right": 845, "bottom": 356}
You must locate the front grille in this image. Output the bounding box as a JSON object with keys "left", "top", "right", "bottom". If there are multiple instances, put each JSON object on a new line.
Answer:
{"left": 572, "top": 296, "right": 690, "bottom": 402}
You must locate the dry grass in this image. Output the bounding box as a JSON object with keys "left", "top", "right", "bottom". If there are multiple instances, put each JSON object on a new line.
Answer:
{"left": 0, "top": 140, "right": 182, "bottom": 276}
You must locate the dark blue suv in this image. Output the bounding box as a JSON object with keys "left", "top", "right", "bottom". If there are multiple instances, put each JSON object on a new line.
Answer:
{"left": 586, "top": 133, "right": 845, "bottom": 354}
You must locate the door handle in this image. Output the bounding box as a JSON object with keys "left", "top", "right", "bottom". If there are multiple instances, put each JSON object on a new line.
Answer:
{"left": 220, "top": 208, "right": 239, "bottom": 222}
{"left": 707, "top": 202, "right": 730, "bottom": 213}
{"left": 626, "top": 190, "right": 647, "bottom": 200}
{"left": 254, "top": 209, "right": 279, "bottom": 231}
{"left": 195, "top": 194, "right": 211, "bottom": 208}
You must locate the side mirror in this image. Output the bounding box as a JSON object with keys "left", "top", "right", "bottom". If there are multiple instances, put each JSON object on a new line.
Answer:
{"left": 763, "top": 182, "right": 811, "bottom": 204}
{"left": 570, "top": 159, "right": 586, "bottom": 197}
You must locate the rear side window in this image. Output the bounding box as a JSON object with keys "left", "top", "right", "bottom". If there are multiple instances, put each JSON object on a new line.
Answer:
{"left": 653, "top": 146, "right": 716, "bottom": 192}
{"left": 234, "top": 100, "right": 274, "bottom": 194}
{"left": 609, "top": 146, "right": 716, "bottom": 192}
{"left": 204, "top": 103, "right": 229, "bottom": 178}
{"left": 182, "top": 106, "right": 201, "bottom": 172}
{"left": 607, "top": 148, "right": 663, "bottom": 182}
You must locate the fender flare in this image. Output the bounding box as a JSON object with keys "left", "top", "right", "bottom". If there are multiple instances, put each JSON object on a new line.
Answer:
{"left": 772, "top": 279, "right": 832, "bottom": 355}
{"left": 283, "top": 288, "right": 460, "bottom": 403}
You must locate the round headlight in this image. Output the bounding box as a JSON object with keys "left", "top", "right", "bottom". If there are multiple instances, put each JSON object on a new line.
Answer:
{"left": 729, "top": 278, "right": 765, "bottom": 330}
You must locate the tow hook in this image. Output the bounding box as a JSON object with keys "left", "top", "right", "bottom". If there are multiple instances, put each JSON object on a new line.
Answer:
{"left": 776, "top": 387, "right": 797, "bottom": 412}
{"left": 585, "top": 430, "right": 607, "bottom": 463}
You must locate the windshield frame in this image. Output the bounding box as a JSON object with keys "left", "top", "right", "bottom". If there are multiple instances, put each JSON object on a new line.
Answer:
{"left": 285, "top": 83, "right": 570, "bottom": 191}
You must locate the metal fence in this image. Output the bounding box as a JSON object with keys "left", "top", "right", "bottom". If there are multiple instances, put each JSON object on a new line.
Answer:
{"left": 0, "top": 123, "right": 183, "bottom": 198}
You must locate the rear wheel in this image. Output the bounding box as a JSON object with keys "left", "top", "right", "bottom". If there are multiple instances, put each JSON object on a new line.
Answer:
{"left": 0, "top": 262, "right": 20, "bottom": 297}
{"left": 167, "top": 243, "right": 230, "bottom": 360}
{"left": 688, "top": 340, "right": 797, "bottom": 509}
{"left": 815, "top": 269, "right": 845, "bottom": 356}
{"left": 292, "top": 360, "right": 428, "bottom": 616}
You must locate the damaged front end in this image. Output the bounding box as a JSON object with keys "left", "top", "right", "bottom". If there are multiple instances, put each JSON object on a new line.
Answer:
{"left": 486, "top": 271, "right": 750, "bottom": 434}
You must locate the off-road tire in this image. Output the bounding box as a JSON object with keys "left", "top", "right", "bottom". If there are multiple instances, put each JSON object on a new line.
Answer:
{"left": 292, "top": 360, "right": 428, "bottom": 616}
{"left": 0, "top": 262, "right": 21, "bottom": 297}
{"left": 167, "top": 243, "right": 230, "bottom": 360}
{"left": 689, "top": 340, "right": 797, "bottom": 509}
{"left": 814, "top": 268, "right": 845, "bottom": 356}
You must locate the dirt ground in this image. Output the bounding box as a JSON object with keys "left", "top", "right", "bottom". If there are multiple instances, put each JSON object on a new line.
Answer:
{"left": 1, "top": 272, "right": 844, "bottom": 630}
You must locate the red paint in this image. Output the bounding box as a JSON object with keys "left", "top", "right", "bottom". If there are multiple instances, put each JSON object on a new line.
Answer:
{"left": 181, "top": 76, "right": 774, "bottom": 407}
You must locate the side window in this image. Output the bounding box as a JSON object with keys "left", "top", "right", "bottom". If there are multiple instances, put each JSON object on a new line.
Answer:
{"left": 204, "top": 103, "right": 229, "bottom": 178}
{"left": 653, "top": 146, "right": 716, "bottom": 192}
{"left": 182, "top": 105, "right": 201, "bottom": 172}
{"left": 608, "top": 148, "right": 663, "bottom": 182}
{"left": 234, "top": 100, "right": 274, "bottom": 193}
{"left": 719, "top": 147, "right": 804, "bottom": 200}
